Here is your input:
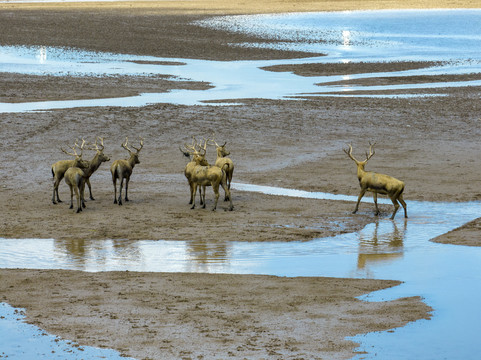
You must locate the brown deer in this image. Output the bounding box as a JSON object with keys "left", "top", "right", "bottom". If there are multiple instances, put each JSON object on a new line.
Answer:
{"left": 180, "top": 137, "right": 209, "bottom": 205}
{"left": 82, "top": 137, "right": 110, "bottom": 201}
{"left": 209, "top": 136, "right": 234, "bottom": 201}
{"left": 186, "top": 141, "right": 233, "bottom": 211}
{"left": 60, "top": 140, "right": 89, "bottom": 213}
{"left": 51, "top": 139, "right": 89, "bottom": 204}
{"left": 110, "top": 137, "right": 143, "bottom": 205}
{"left": 344, "top": 143, "right": 407, "bottom": 220}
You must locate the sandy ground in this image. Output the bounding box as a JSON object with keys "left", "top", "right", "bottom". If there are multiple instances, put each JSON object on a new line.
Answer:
{"left": 0, "top": 0, "right": 480, "bottom": 359}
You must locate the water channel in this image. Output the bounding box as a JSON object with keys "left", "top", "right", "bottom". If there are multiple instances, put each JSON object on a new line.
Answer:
{"left": 1, "top": 8, "right": 481, "bottom": 359}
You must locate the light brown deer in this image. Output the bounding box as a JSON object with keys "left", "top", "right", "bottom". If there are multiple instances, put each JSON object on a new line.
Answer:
{"left": 186, "top": 142, "right": 233, "bottom": 211}
{"left": 180, "top": 137, "right": 209, "bottom": 205}
{"left": 82, "top": 137, "right": 110, "bottom": 201}
{"left": 60, "top": 140, "right": 89, "bottom": 213}
{"left": 51, "top": 139, "right": 89, "bottom": 204}
{"left": 209, "top": 137, "right": 234, "bottom": 201}
{"left": 344, "top": 143, "right": 407, "bottom": 220}
{"left": 110, "top": 137, "right": 143, "bottom": 205}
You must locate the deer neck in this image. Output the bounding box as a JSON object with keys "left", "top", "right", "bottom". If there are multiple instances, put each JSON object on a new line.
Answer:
{"left": 128, "top": 154, "right": 137, "bottom": 168}
{"left": 356, "top": 163, "right": 367, "bottom": 179}
{"left": 216, "top": 148, "right": 223, "bottom": 159}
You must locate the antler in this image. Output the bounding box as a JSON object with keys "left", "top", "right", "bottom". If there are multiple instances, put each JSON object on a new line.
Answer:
{"left": 121, "top": 136, "right": 143, "bottom": 154}
{"left": 207, "top": 132, "right": 226, "bottom": 148}
{"left": 365, "top": 141, "right": 376, "bottom": 162}
{"left": 90, "top": 137, "right": 105, "bottom": 152}
{"left": 61, "top": 139, "right": 86, "bottom": 158}
{"left": 343, "top": 143, "right": 359, "bottom": 163}
{"left": 131, "top": 137, "right": 144, "bottom": 153}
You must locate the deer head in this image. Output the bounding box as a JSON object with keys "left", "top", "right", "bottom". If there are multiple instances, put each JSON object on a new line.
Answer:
{"left": 121, "top": 136, "right": 143, "bottom": 165}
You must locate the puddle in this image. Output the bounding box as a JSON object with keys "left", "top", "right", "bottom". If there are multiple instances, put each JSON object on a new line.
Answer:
{"left": 1, "top": 10, "right": 481, "bottom": 112}
{"left": 0, "top": 303, "right": 133, "bottom": 360}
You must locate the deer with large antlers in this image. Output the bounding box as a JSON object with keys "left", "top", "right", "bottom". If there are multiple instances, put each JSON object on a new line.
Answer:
{"left": 51, "top": 139, "right": 89, "bottom": 204}
{"left": 82, "top": 137, "right": 110, "bottom": 201}
{"left": 209, "top": 136, "right": 234, "bottom": 201}
{"left": 180, "top": 137, "right": 209, "bottom": 205}
{"left": 184, "top": 139, "right": 233, "bottom": 211}
{"left": 344, "top": 143, "right": 407, "bottom": 220}
{"left": 110, "top": 137, "right": 143, "bottom": 205}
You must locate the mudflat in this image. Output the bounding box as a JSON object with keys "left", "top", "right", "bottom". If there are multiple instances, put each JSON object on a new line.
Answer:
{"left": 0, "top": 0, "right": 480, "bottom": 359}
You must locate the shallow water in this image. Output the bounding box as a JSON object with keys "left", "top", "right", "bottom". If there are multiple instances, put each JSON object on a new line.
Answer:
{"left": 1, "top": 9, "right": 481, "bottom": 112}
{"left": 2, "top": 183, "right": 481, "bottom": 358}
{"left": 2, "top": 8, "right": 481, "bottom": 359}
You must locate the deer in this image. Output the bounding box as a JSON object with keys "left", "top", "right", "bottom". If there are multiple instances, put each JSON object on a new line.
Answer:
{"left": 51, "top": 139, "right": 89, "bottom": 204}
{"left": 208, "top": 135, "right": 234, "bottom": 201}
{"left": 61, "top": 140, "right": 90, "bottom": 213}
{"left": 185, "top": 140, "right": 233, "bottom": 211}
{"left": 180, "top": 136, "right": 209, "bottom": 205}
{"left": 344, "top": 142, "right": 407, "bottom": 220}
{"left": 110, "top": 136, "right": 143, "bottom": 205}
{"left": 82, "top": 137, "right": 110, "bottom": 201}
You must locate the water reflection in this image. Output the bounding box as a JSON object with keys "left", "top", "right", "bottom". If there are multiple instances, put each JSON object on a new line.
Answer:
{"left": 357, "top": 219, "right": 405, "bottom": 271}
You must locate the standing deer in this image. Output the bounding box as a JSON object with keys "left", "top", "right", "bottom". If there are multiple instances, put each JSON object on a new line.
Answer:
{"left": 52, "top": 139, "right": 89, "bottom": 204}
{"left": 83, "top": 137, "right": 110, "bottom": 201}
{"left": 185, "top": 141, "right": 233, "bottom": 211}
{"left": 60, "top": 140, "right": 89, "bottom": 213}
{"left": 344, "top": 143, "right": 407, "bottom": 220}
{"left": 180, "top": 137, "right": 209, "bottom": 205}
{"left": 209, "top": 137, "right": 234, "bottom": 201}
{"left": 110, "top": 137, "right": 143, "bottom": 205}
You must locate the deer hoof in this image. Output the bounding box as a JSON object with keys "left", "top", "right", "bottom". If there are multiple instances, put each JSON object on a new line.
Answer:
{"left": 90, "top": 196, "right": 95, "bottom": 201}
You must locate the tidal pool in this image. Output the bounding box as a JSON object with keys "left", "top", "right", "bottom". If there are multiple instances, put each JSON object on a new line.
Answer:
{"left": 1, "top": 9, "right": 481, "bottom": 112}
{"left": 2, "top": 8, "right": 481, "bottom": 359}
{"left": 1, "top": 183, "right": 481, "bottom": 359}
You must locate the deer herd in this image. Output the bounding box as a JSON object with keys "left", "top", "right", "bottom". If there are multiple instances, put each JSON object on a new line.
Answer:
{"left": 51, "top": 136, "right": 407, "bottom": 220}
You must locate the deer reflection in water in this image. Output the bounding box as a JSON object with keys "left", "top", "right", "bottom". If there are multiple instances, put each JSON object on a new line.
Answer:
{"left": 186, "top": 239, "right": 231, "bottom": 267}
{"left": 357, "top": 219, "right": 407, "bottom": 271}
{"left": 54, "top": 239, "right": 142, "bottom": 267}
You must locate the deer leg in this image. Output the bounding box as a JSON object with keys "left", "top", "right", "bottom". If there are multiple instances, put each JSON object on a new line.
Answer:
{"left": 389, "top": 197, "right": 400, "bottom": 220}
{"left": 80, "top": 180, "right": 86, "bottom": 209}
{"left": 373, "top": 192, "right": 380, "bottom": 216}
{"left": 125, "top": 176, "right": 130, "bottom": 202}
{"left": 74, "top": 186, "right": 82, "bottom": 213}
{"left": 353, "top": 189, "right": 367, "bottom": 214}
{"left": 86, "top": 178, "right": 94, "bottom": 200}
{"left": 191, "top": 184, "right": 197, "bottom": 209}
{"left": 112, "top": 174, "right": 118, "bottom": 204}
{"left": 188, "top": 181, "right": 194, "bottom": 204}
{"left": 398, "top": 194, "right": 408, "bottom": 218}
{"left": 212, "top": 183, "right": 220, "bottom": 211}
{"left": 220, "top": 180, "right": 234, "bottom": 211}
{"left": 118, "top": 178, "right": 124, "bottom": 205}
{"left": 69, "top": 185, "right": 74, "bottom": 209}
{"left": 53, "top": 178, "right": 62, "bottom": 204}
{"left": 201, "top": 185, "right": 207, "bottom": 209}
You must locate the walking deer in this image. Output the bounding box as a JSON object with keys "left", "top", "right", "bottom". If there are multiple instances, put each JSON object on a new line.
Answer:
{"left": 51, "top": 139, "right": 89, "bottom": 204}
{"left": 344, "top": 143, "right": 407, "bottom": 220}
{"left": 209, "top": 137, "right": 234, "bottom": 201}
{"left": 110, "top": 137, "right": 143, "bottom": 205}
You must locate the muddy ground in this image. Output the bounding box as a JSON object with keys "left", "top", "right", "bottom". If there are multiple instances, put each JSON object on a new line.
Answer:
{"left": 0, "top": 0, "right": 480, "bottom": 359}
